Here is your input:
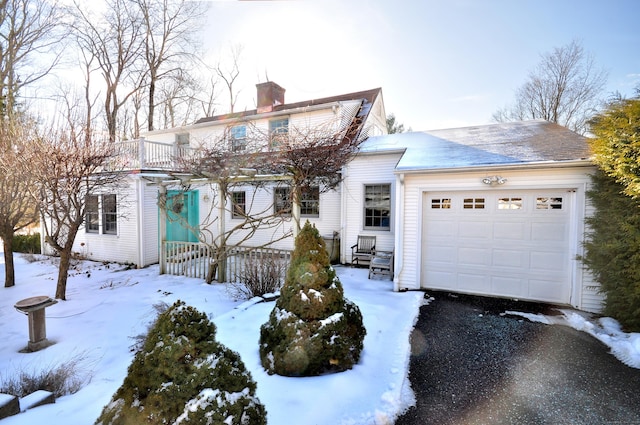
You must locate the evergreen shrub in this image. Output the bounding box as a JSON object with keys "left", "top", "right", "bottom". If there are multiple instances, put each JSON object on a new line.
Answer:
{"left": 95, "top": 300, "right": 266, "bottom": 425}
{"left": 259, "top": 221, "right": 366, "bottom": 376}
{"left": 12, "top": 233, "right": 40, "bottom": 253}
{"left": 582, "top": 171, "right": 640, "bottom": 332}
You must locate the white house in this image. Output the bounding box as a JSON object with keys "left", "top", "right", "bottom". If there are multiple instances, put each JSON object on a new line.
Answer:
{"left": 64, "top": 82, "right": 387, "bottom": 268}
{"left": 59, "top": 83, "right": 602, "bottom": 312}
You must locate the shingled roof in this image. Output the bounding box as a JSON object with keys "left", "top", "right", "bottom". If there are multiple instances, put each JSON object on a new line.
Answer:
{"left": 360, "top": 120, "right": 592, "bottom": 171}
{"left": 194, "top": 87, "right": 382, "bottom": 124}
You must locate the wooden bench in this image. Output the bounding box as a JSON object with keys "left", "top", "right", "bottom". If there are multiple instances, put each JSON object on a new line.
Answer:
{"left": 368, "top": 250, "right": 394, "bottom": 279}
{"left": 350, "top": 235, "right": 376, "bottom": 266}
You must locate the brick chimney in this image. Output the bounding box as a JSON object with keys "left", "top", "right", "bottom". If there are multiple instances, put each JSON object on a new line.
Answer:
{"left": 256, "top": 82, "right": 285, "bottom": 113}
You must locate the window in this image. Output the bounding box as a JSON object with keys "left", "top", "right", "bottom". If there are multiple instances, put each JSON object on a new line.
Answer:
{"left": 464, "top": 198, "right": 485, "bottom": 209}
{"left": 536, "top": 197, "right": 563, "bottom": 210}
{"left": 85, "top": 195, "right": 99, "bottom": 233}
{"left": 231, "top": 191, "right": 246, "bottom": 218}
{"left": 274, "top": 187, "right": 291, "bottom": 215}
{"left": 273, "top": 186, "right": 320, "bottom": 217}
{"left": 269, "top": 118, "right": 289, "bottom": 148}
{"left": 230, "top": 125, "right": 247, "bottom": 152}
{"left": 498, "top": 197, "right": 523, "bottom": 210}
{"left": 102, "top": 194, "right": 118, "bottom": 234}
{"left": 300, "top": 187, "right": 320, "bottom": 217}
{"left": 175, "top": 133, "right": 190, "bottom": 146}
{"left": 85, "top": 194, "right": 117, "bottom": 234}
{"left": 431, "top": 198, "right": 452, "bottom": 209}
{"left": 364, "top": 184, "right": 391, "bottom": 230}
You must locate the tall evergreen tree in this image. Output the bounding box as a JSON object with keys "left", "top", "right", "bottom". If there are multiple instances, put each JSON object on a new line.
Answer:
{"left": 259, "top": 221, "right": 366, "bottom": 376}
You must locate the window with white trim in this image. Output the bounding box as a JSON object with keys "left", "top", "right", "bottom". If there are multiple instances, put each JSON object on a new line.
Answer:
{"left": 102, "top": 194, "right": 118, "bottom": 234}
{"left": 269, "top": 118, "right": 289, "bottom": 149}
{"left": 431, "top": 198, "right": 452, "bottom": 209}
{"left": 274, "top": 186, "right": 319, "bottom": 217}
{"left": 230, "top": 125, "right": 247, "bottom": 152}
{"left": 463, "top": 198, "right": 485, "bottom": 209}
{"left": 364, "top": 184, "right": 391, "bottom": 230}
{"left": 231, "top": 191, "right": 246, "bottom": 218}
{"left": 85, "top": 195, "right": 99, "bottom": 233}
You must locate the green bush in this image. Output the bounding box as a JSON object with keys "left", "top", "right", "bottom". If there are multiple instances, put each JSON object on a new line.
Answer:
{"left": 12, "top": 233, "right": 40, "bottom": 254}
{"left": 95, "top": 300, "right": 266, "bottom": 425}
{"left": 582, "top": 171, "right": 640, "bottom": 332}
{"left": 259, "top": 221, "right": 366, "bottom": 376}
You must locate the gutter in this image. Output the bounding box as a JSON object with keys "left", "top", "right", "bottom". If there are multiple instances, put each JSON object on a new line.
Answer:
{"left": 393, "top": 159, "right": 594, "bottom": 175}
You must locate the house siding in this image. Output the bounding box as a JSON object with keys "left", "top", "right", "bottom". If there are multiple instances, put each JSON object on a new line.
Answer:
{"left": 342, "top": 151, "right": 403, "bottom": 263}
{"left": 69, "top": 177, "right": 140, "bottom": 266}
{"left": 397, "top": 165, "right": 601, "bottom": 312}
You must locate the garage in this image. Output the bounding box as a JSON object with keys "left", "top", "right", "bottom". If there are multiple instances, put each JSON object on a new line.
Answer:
{"left": 421, "top": 189, "right": 573, "bottom": 304}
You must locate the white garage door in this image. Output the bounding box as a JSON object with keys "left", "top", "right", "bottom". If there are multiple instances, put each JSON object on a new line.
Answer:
{"left": 421, "top": 190, "right": 573, "bottom": 304}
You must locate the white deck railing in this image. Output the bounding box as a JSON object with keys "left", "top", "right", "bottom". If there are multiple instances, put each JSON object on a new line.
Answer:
{"left": 161, "top": 241, "right": 292, "bottom": 283}
{"left": 114, "top": 138, "right": 193, "bottom": 170}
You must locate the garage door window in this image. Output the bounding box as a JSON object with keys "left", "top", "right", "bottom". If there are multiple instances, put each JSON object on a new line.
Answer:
{"left": 498, "top": 197, "right": 523, "bottom": 210}
{"left": 431, "top": 198, "right": 451, "bottom": 209}
{"left": 536, "top": 197, "right": 563, "bottom": 210}
{"left": 463, "top": 198, "right": 485, "bottom": 209}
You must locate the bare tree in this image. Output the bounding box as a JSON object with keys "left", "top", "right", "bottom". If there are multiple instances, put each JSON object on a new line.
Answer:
{"left": 269, "top": 118, "right": 364, "bottom": 234}
{"left": 493, "top": 40, "right": 607, "bottom": 134}
{"left": 0, "top": 0, "right": 66, "bottom": 116}
{"left": 72, "top": 0, "right": 145, "bottom": 142}
{"left": 0, "top": 116, "right": 39, "bottom": 288}
{"left": 135, "top": 0, "right": 205, "bottom": 131}
{"left": 16, "top": 101, "right": 126, "bottom": 300}
{"left": 215, "top": 44, "right": 243, "bottom": 113}
{"left": 167, "top": 127, "right": 292, "bottom": 283}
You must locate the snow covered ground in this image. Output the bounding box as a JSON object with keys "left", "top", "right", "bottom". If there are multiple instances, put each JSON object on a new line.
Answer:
{"left": 0, "top": 254, "right": 638, "bottom": 424}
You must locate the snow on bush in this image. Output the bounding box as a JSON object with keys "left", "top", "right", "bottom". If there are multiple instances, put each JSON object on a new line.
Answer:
{"left": 259, "top": 222, "right": 366, "bottom": 376}
{"left": 95, "top": 300, "right": 266, "bottom": 425}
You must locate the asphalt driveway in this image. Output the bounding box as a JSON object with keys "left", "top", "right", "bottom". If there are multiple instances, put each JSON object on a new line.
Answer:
{"left": 395, "top": 291, "right": 640, "bottom": 425}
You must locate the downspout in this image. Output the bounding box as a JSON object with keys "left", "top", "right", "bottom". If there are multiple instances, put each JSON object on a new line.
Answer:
{"left": 159, "top": 185, "right": 167, "bottom": 275}
{"left": 393, "top": 172, "right": 405, "bottom": 292}
{"left": 339, "top": 166, "right": 348, "bottom": 264}
{"left": 136, "top": 177, "right": 145, "bottom": 268}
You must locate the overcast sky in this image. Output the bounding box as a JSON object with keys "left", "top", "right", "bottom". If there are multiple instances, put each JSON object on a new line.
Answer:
{"left": 201, "top": 0, "right": 640, "bottom": 132}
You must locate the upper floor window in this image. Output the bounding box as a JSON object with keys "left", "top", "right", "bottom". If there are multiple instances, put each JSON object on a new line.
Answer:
{"left": 175, "top": 133, "right": 190, "bottom": 146}
{"left": 269, "top": 117, "right": 289, "bottom": 148}
{"left": 230, "top": 125, "right": 247, "bottom": 152}
{"left": 86, "top": 195, "right": 99, "bottom": 233}
{"left": 364, "top": 184, "right": 391, "bottom": 230}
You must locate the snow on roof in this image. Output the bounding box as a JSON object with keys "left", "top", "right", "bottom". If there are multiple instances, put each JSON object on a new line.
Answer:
{"left": 360, "top": 120, "right": 592, "bottom": 171}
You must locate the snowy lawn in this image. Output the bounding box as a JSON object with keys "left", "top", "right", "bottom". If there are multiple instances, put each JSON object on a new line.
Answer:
{"left": 0, "top": 254, "right": 423, "bottom": 424}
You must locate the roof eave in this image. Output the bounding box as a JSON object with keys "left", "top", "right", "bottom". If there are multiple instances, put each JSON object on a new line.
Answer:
{"left": 394, "top": 158, "right": 595, "bottom": 175}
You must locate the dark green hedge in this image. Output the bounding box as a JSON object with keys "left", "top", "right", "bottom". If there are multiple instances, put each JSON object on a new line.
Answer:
{"left": 12, "top": 233, "right": 40, "bottom": 254}
{"left": 582, "top": 171, "right": 640, "bottom": 332}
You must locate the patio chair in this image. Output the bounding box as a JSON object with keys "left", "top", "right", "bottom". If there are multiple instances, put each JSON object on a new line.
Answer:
{"left": 350, "top": 235, "right": 376, "bottom": 266}
{"left": 368, "top": 250, "right": 394, "bottom": 280}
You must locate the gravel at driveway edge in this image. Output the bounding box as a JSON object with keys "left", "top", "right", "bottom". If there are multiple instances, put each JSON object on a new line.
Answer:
{"left": 395, "top": 291, "right": 640, "bottom": 425}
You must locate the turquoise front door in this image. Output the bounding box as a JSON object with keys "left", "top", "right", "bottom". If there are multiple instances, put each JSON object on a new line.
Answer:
{"left": 165, "top": 190, "right": 199, "bottom": 242}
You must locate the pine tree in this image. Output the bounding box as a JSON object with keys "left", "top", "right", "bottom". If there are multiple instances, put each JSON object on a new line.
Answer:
{"left": 259, "top": 221, "right": 366, "bottom": 376}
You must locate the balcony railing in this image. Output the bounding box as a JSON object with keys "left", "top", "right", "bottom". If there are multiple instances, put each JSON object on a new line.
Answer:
{"left": 114, "top": 138, "right": 192, "bottom": 170}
